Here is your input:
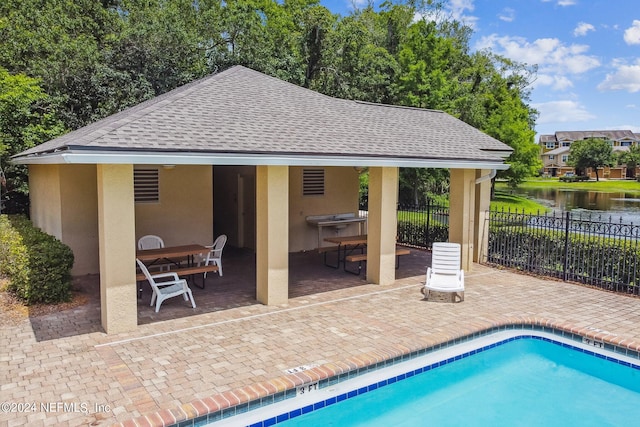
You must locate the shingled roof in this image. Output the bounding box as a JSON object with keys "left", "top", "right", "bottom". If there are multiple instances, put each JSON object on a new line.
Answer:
{"left": 13, "top": 66, "right": 512, "bottom": 169}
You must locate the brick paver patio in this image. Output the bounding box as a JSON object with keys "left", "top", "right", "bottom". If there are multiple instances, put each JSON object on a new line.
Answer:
{"left": 2, "top": 248, "right": 640, "bottom": 426}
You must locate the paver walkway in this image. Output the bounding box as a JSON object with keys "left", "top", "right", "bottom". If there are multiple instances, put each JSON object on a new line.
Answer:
{"left": 2, "top": 251, "right": 640, "bottom": 426}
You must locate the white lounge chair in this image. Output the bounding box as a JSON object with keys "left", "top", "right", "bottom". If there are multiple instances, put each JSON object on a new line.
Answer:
{"left": 197, "top": 234, "right": 227, "bottom": 277}
{"left": 422, "top": 242, "right": 464, "bottom": 302}
{"left": 136, "top": 259, "right": 196, "bottom": 312}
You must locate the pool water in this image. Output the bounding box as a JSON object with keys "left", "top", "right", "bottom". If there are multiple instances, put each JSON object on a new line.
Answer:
{"left": 276, "top": 338, "right": 640, "bottom": 426}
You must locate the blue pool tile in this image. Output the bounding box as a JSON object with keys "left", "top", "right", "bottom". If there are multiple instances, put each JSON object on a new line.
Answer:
{"left": 263, "top": 417, "right": 277, "bottom": 426}
{"left": 302, "top": 404, "right": 313, "bottom": 414}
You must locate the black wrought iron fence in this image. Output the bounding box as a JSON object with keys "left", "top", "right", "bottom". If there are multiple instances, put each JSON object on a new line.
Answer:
{"left": 487, "top": 209, "right": 640, "bottom": 294}
{"left": 395, "top": 203, "right": 640, "bottom": 295}
{"left": 396, "top": 201, "right": 449, "bottom": 249}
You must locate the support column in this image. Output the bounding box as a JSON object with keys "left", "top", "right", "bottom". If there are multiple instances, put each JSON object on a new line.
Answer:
{"left": 366, "top": 166, "right": 399, "bottom": 285}
{"left": 256, "top": 165, "right": 289, "bottom": 305}
{"left": 449, "top": 168, "right": 476, "bottom": 271}
{"left": 97, "top": 164, "right": 137, "bottom": 333}
{"left": 474, "top": 169, "right": 492, "bottom": 263}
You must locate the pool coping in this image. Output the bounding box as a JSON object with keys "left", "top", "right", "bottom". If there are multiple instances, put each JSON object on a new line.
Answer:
{"left": 111, "top": 317, "right": 640, "bottom": 427}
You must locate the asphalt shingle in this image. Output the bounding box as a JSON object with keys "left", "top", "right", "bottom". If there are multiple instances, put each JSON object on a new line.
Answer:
{"left": 15, "top": 66, "right": 512, "bottom": 163}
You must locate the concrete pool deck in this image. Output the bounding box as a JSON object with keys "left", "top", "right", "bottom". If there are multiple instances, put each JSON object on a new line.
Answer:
{"left": 2, "top": 250, "right": 640, "bottom": 426}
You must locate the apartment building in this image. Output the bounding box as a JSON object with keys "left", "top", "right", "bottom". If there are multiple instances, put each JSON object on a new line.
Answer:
{"left": 539, "top": 130, "right": 640, "bottom": 178}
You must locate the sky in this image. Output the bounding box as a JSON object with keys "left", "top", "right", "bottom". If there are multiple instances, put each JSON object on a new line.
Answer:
{"left": 319, "top": 0, "right": 640, "bottom": 140}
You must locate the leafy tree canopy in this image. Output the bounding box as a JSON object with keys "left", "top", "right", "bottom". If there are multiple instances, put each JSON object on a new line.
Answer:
{"left": 567, "top": 137, "right": 614, "bottom": 181}
{"left": 0, "top": 0, "right": 542, "bottom": 209}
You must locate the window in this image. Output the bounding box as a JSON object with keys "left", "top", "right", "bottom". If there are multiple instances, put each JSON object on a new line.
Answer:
{"left": 302, "top": 168, "right": 325, "bottom": 196}
{"left": 548, "top": 155, "right": 555, "bottom": 160}
{"left": 134, "top": 168, "right": 159, "bottom": 203}
{"left": 621, "top": 141, "right": 632, "bottom": 147}
{"left": 561, "top": 142, "right": 571, "bottom": 147}
{"left": 546, "top": 142, "right": 555, "bottom": 149}
{"left": 562, "top": 155, "right": 569, "bottom": 163}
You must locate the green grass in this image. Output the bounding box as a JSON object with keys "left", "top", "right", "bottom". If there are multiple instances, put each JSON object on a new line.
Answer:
{"left": 490, "top": 191, "right": 550, "bottom": 214}
{"left": 497, "top": 178, "right": 640, "bottom": 194}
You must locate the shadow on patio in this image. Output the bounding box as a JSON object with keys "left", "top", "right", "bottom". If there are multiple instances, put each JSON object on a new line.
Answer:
{"left": 27, "top": 246, "right": 431, "bottom": 341}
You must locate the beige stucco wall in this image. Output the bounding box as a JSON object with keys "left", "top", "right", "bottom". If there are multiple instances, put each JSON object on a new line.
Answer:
{"left": 135, "top": 165, "right": 214, "bottom": 248}
{"left": 289, "top": 166, "right": 361, "bottom": 252}
{"left": 29, "top": 165, "right": 63, "bottom": 240}
{"left": 30, "top": 164, "right": 213, "bottom": 276}
{"left": 29, "top": 164, "right": 99, "bottom": 275}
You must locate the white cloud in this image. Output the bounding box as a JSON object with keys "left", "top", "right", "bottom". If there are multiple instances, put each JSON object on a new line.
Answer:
{"left": 532, "top": 100, "right": 596, "bottom": 124}
{"left": 597, "top": 59, "right": 640, "bottom": 93}
{"left": 475, "top": 35, "right": 600, "bottom": 76}
{"left": 573, "top": 22, "right": 595, "bottom": 37}
{"left": 414, "top": 0, "right": 478, "bottom": 28}
{"left": 534, "top": 74, "right": 574, "bottom": 91}
{"left": 498, "top": 8, "right": 515, "bottom": 22}
{"left": 624, "top": 20, "right": 640, "bottom": 45}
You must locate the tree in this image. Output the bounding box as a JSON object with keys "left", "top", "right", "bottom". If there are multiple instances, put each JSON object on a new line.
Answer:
{"left": 617, "top": 144, "right": 640, "bottom": 178}
{"left": 0, "top": 68, "right": 65, "bottom": 213}
{"left": 568, "top": 138, "right": 614, "bottom": 181}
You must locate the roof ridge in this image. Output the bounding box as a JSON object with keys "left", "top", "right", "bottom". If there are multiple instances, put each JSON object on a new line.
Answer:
{"left": 354, "top": 100, "right": 444, "bottom": 114}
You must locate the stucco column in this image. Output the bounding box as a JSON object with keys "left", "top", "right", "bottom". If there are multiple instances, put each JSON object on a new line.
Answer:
{"left": 97, "top": 164, "right": 137, "bottom": 333}
{"left": 474, "top": 169, "right": 492, "bottom": 263}
{"left": 449, "top": 168, "right": 476, "bottom": 271}
{"left": 366, "top": 166, "right": 398, "bottom": 285}
{"left": 256, "top": 165, "right": 289, "bottom": 305}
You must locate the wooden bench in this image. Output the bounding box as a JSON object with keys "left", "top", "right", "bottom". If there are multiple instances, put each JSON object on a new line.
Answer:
{"left": 137, "top": 264, "right": 219, "bottom": 296}
{"left": 318, "top": 244, "right": 365, "bottom": 269}
{"left": 344, "top": 248, "right": 411, "bottom": 275}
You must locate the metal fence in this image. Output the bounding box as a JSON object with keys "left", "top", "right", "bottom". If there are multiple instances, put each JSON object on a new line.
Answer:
{"left": 487, "top": 209, "right": 640, "bottom": 294}
{"left": 397, "top": 201, "right": 449, "bottom": 250}
{"left": 395, "top": 203, "right": 640, "bottom": 295}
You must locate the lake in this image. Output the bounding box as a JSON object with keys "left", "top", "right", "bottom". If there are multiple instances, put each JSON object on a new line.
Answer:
{"left": 509, "top": 187, "right": 640, "bottom": 224}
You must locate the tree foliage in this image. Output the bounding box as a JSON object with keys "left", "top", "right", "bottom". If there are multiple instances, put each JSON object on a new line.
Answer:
{"left": 567, "top": 138, "right": 614, "bottom": 181}
{"left": 0, "top": 0, "right": 542, "bottom": 210}
{"left": 0, "top": 68, "right": 65, "bottom": 213}
{"left": 617, "top": 144, "right": 640, "bottom": 178}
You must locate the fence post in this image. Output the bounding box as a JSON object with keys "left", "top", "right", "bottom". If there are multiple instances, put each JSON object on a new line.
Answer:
{"left": 425, "top": 199, "right": 431, "bottom": 249}
{"left": 563, "top": 210, "right": 570, "bottom": 281}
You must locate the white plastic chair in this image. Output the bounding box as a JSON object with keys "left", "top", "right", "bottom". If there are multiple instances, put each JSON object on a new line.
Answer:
{"left": 137, "top": 235, "right": 165, "bottom": 250}
{"left": 197, "top": 234, "right": 227, "bottom": 277}
{"left": 137, "top": 235, "right": 172, "bottom": 271}
{"left": 422, "top": 242, "right": 465, "bottom": 302}
{"left": 136, "top": 259, "right": 196, "bottom": 312}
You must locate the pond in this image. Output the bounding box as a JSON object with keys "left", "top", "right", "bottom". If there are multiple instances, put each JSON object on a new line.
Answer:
{"left": 509, "top": 187, "right": 640, "bottom": 224}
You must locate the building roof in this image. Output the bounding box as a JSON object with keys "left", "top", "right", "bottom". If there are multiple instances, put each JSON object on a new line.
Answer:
{"left": 541, "top": 130, "right": 638, "bottom": 144}
{"left": 542, "top": 146, "right": 570, "bottom": 156}
{"left": 13, "top": 66, "right": 513, "bottom": 169}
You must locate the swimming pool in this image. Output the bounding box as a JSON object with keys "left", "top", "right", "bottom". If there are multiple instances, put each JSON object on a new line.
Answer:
{"left": 204, "top": 329, "right": 640, "bottom": 426}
